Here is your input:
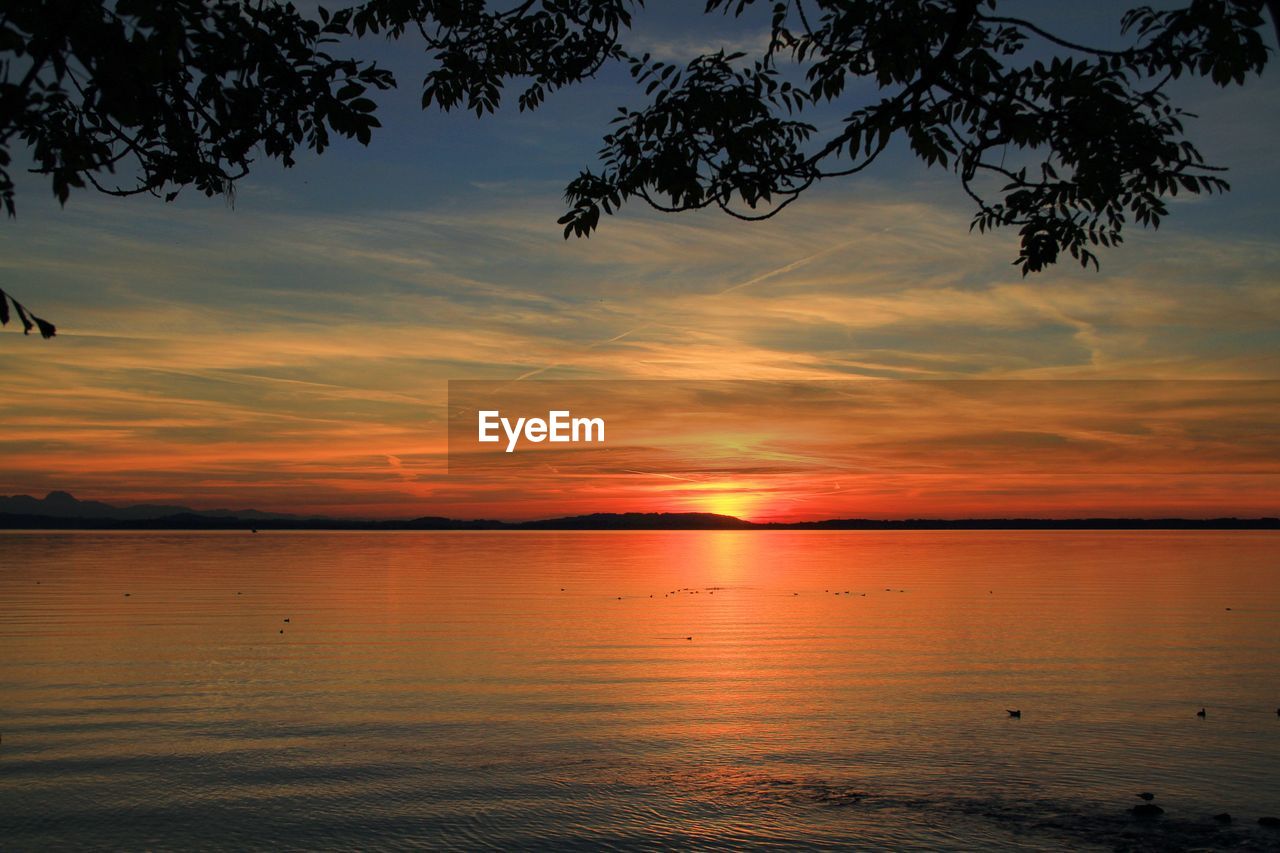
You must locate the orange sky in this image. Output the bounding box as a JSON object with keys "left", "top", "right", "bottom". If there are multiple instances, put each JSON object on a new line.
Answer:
{"left": 438, "top": 380, "right": 1280, "bottom": 521}
{"left": 2, "top": 2, "right": 1279, "bottom": 521}
{"left": 2, "top": 170, "right": 1279, "bottom": 522}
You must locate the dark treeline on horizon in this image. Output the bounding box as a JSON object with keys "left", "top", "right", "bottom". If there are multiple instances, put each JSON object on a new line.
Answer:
{"left": 2, "top": 511, "right": 1277, "bottom": 531}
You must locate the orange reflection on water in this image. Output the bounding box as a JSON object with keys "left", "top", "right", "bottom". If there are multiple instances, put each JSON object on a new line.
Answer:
{"left": 2, "top": 530, "right": 1279, "bottom": 848}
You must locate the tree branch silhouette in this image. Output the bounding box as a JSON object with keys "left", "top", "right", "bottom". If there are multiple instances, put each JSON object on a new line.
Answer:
{"left": 1, "top": 0, "right": 1275, "bottom": 336}
{"left": 0, "top": 288, "right": 56, "bottom": 338}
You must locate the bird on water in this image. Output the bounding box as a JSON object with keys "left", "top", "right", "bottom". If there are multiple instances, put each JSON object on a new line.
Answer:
{"left": 1136, "top": 792, "right": 1155, "bottom": 802}
{"left": 1197, "top": 707, "right": 1207, "bottom": 718}
{"left": 1007, "top": 709, "right": 1021, "bottom": 718}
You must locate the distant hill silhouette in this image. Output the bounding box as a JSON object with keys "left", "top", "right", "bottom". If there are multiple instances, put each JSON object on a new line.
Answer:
{"left": 0, "top": 490, "right": 306, "bottom": 521}
{"left": 0, "top": 491, "right": 1276, "bottom": 530}
{"left": 520, "top": 512, "right": 752, "bottom": 530}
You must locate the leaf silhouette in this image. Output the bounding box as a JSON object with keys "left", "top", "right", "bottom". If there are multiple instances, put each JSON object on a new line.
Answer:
{"left": 0, "top": 289, "right": 57, "bottom": 338}
{"left": 33, "top": 315, "right": 57, "bottom": 338}
{"left": 0, "top": 0, "right": 1272, "bottom": 272}
{"left": 13, "top": 300, "right": 34, "bottom": 335}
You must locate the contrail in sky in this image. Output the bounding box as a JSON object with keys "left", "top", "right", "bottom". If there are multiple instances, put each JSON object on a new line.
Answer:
{"left": 716, "top": 238, "right": 858, "bottom": 296}
{"left": 513, "top": 234, "right": 867, "bottom": 380}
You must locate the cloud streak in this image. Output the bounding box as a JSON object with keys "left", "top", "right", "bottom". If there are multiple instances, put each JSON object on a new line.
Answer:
{"left": 1, "top": 183, "right": 1277, "bottom": 517}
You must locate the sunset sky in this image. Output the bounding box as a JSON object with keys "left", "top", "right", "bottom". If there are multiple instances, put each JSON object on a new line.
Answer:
{"left": 1, "top": 2, "right": 1278, "bottom": 520}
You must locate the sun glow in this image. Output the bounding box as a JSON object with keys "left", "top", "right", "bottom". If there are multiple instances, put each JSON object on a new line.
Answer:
{"left": 698, "top": 485, "right": 766, "bottom": 521}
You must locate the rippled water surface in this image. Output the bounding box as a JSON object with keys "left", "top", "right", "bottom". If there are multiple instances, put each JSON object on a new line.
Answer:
{"left": 2, "top": 530, "right": 1279, "bottom": 850}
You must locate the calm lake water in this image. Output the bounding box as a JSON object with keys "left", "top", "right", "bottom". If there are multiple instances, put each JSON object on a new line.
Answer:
{"left": 1, "top": 531, "right": 1278, "bottom": 850}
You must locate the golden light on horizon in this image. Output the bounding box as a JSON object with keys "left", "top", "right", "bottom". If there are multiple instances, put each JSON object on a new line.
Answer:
{"left": 694, "top": 482, "right": 767, "bottom": 521}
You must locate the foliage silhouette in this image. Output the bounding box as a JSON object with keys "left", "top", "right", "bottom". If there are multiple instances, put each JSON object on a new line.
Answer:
{"left": 1, "top": 1, "right": 1276, "bottom": 334}
{"left": 0, "top": 287, "right": 55, "bottom": 337}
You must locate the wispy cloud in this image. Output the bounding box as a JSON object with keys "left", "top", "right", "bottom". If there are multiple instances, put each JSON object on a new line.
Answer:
{"left": 2, "top": 181, "right": 1277, "bottom": 516}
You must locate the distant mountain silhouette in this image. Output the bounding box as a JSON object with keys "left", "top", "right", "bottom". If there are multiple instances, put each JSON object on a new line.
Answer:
{"left": 520, "top": 512, "right": 752, "bottom": 530}
{"left": 0, "top": 490, "right": 307, "bottom": 522}
{"left": 0, "top": 492, "right": 1277, "bottom": 530}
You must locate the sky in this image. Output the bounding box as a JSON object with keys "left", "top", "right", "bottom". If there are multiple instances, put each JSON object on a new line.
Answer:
{"left": 1, "top": 1, "right": 1278, "bottom": 521}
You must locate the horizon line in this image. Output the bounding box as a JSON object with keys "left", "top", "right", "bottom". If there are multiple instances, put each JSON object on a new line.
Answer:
{"left": 2, "top": 509, "right": 1278, "bottom": 532}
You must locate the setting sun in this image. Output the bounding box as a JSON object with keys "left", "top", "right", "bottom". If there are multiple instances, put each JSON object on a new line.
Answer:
{"left": 3, "top": 1, "right": 1279, "bottom": 849}
{"left": 694, "top": 484, "right": 767, "bottom": 521}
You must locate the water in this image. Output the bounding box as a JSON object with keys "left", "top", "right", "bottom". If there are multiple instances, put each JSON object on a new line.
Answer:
{"left": 1, "top": 530, "right": 1278, "bottom": 850}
